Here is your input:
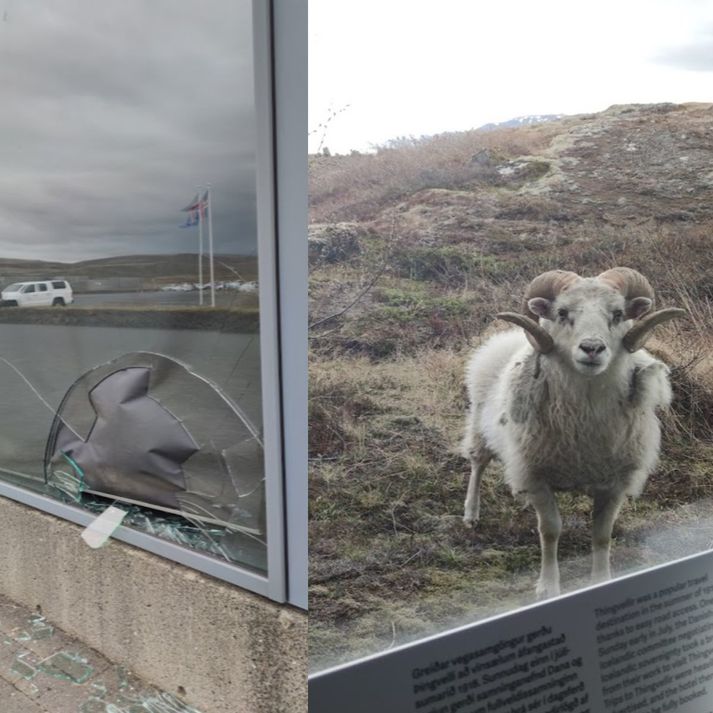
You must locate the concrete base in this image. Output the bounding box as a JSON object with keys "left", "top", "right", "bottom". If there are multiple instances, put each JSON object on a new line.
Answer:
{"left": 0, "top": 497, "right": 307, "bottom": 713}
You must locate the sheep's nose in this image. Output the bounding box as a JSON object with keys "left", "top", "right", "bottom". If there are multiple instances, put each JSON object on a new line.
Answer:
{"left": 579, "top": 339, "right": 606, "bottom": 357}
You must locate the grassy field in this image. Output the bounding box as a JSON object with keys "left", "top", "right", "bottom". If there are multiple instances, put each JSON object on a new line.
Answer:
{"left": 0, "top": 253, "right": 258, "bottom": 286}
{"left": 0, "top": 300, "right": 259, "bottom": 332}
{"left": 309, "top": 104, "right": 713, "bottom": 671}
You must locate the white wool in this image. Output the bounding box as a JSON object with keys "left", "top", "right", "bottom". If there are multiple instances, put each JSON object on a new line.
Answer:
{"left": 462, "top": 279, "right": 675, "bottom": 598}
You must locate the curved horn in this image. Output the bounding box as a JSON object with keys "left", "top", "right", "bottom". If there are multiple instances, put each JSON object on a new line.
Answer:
{"left": 496, "top": 312, "right": 554, "bottom": 354}
{"left": 622, "top": 308, "right": 687, "bottom": 353}
{"left": 510, "top": 270, "right": 581, "bottom": 352}
{"left": 597, "top": 267, "right": 654, "bottom": 302}
{"left": 522, "top": 270, "right": 582, "bottom": 321}
{"left": 598, "top": 267, "right": 684, "bottom": 351}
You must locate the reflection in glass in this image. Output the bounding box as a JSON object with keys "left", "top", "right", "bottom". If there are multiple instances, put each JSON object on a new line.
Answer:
{"left": 0, "top": 1, "right": 264, "bottom": 572}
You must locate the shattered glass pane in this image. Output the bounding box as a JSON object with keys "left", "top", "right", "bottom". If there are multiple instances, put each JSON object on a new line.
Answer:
{"left": 46, "top": 452, "right": 85, "bottom": 502}
{"left": 80, "top": 700, "right": 109, "bottom": 713}
{"left": 11, "top": 654, "right": 37, "bottom": 680}
{"left": 80, "top": 693, "right": 202, "bottom": 713}
{"left": 0, "top": 347, "right": 265, "bottom": 573}
{"left": 117, "top": 666, "right": 132, "bottom": 692}
{"left": 17, "top": 614, "right": 55, "bottom": 641}
{"left": 91, "top": 681, "right": 108, "bottom": 698}
{"left": 39, "top": 651, "right": 94, "bottom": 684}
{"left": 45, "top": 353, "right": 266, "bottom": 569}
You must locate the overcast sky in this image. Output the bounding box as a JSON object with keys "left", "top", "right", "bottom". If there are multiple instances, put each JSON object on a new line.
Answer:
{"left": 0, "top": 0, "right": 256, "bottom": 261}
{"left": 309, "top": 0, "right": 713, "bottom": 154}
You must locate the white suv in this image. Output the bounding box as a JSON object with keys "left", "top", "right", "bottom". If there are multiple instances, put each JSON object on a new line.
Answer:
{"left": 1, "top": 280, "right": 74, "bottom": 307}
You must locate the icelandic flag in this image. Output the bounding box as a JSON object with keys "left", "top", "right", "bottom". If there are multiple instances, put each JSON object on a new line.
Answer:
{"left": 179, "top": 210, "right": 199, "bottom": 228}
{"left": 198, "top": 190, "right": 209, "bottom": 218}
{"left": 180, "top": 192, "right": 205, "bottom": 228}
{"left": 181, "top": 193, "right": 201, "bottom": 212}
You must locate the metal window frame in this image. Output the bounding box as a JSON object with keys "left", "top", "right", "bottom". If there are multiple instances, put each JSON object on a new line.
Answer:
{"left": 254, "top": 0, "right": 308, "bottom": 608}
{"left": 268, "top": 0, "right": 308, "bottom": 610}
{"left": 0, "top": 0, "right": 308, "bottom": 608}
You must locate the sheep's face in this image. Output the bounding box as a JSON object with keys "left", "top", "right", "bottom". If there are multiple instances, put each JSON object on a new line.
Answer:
{"left": 527, "top": 280, "right": 652, "bottom": 376}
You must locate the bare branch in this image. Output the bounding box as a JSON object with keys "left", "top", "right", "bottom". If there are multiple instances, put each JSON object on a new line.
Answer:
{"left": 308, "top": 216, "right": 396, "bottom": 331}
{"left": 308, "top": 258, "right": 389, "bottom": 330}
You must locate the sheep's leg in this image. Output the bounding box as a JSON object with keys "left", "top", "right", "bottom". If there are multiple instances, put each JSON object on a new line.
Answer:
{"left": 591, "top": 490, "right": 626, "bottom": 583}
{"left": 463, "top": 445, "right": 493, "bottom": 527}
{"left": 529, "top": 487, "right": 562, "bottom": 599}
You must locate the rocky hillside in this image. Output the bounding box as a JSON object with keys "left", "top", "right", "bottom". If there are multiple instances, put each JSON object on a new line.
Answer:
{"left": 311, "top": 102, "right": 713, "bottom": 221}
{"left": 310, "top": 103, "right": 713, "bottom": 353}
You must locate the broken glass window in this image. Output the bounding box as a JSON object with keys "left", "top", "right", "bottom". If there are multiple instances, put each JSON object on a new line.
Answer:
{"left": 0, "top": 0, "right": 269, "bottom": 586}
{"left": 41, "top": 352, "right": 266, "bottom": 571}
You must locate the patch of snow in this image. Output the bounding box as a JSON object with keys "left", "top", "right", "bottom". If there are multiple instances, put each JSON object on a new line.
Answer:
{"left": 161, "top": 283, "right": 194, "bottom": 292}
{"left": 161, "top": 280, "right": 258, "bottom": 293}
{"left": 477, "top": 114, "right": 566, "bottom": 132}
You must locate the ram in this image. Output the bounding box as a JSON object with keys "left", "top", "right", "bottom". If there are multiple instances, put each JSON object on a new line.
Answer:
{"left": 462, "top": 267, "right": 684, "bottom": 598}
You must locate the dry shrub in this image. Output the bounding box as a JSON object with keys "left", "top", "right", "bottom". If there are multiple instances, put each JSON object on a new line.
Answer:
{"left": 309, "top": 122, "right": 564, "bottom": 223}
{"left": 309, "top": 357, "right": 384, "bottom": 458}
{"left": 653, "top": 338, "right": 713, "bottom": 442}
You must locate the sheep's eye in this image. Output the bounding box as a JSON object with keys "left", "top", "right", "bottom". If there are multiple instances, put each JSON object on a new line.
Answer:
{"left": 612, "top": 310, "right": 623, "bottom": 325}
{"left": 557, "top": 308, "right": 569, "bottom": 322}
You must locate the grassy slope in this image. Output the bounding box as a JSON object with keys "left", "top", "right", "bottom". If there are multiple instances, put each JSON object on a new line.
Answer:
{"left": 309, "top": 103, "right": 713, "bottom": 670}
{"left": 0, "top": 303, "right": 260, "bottom": 332}
{"left": 0, "top": 254, "right": 258, "bottom": 285}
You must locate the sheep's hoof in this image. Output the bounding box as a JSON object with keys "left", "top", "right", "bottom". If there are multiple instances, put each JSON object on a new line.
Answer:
{"left": 535, "top": 579, "right": 560, "bottom": 600}
{"left": 462, "top": 513, "right": 479, "bottom": 528}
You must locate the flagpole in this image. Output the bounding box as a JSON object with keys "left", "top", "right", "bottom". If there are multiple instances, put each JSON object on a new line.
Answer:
{"left": 198, "top": 187, "right": 204, "bottom": 306}
{"left": 207, "top": 184, "right": 215, "bottom": 307}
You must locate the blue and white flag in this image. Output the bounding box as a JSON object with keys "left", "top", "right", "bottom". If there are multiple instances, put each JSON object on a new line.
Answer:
{"left": 180, "top": 210, "right": 199, "bottom": 228}
{"left": 181, "top": 193, "right": 201, "bottom": 212}
{"left": 179, "top": 191, "right": 209, "bottom": 227}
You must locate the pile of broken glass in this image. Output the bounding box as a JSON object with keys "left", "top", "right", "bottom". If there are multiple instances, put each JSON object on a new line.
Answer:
{"left": 43, "top": 352, "right": 265, "bottom": 570}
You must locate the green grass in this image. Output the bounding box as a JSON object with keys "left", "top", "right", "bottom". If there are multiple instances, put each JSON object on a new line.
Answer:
{"left": 0, "top": 303, "right": 260, "bottom": 332}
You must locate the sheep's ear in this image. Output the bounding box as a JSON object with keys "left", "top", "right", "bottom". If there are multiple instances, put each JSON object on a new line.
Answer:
{"left": 626, "top": 297, "right": 652, "bottom": 320}
{"left": 527, "top": 297, "right": 552, "bottom": 320}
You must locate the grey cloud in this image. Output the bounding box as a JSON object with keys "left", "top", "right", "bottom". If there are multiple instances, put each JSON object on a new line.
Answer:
{"left": 655, "top": 28, "right": 713, "bottom": 71}
{"left": 0, "top": 0, "right": 258, "bottom": 262}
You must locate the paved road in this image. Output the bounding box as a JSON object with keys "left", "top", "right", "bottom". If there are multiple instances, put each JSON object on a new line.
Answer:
{"left": 72, "top": 290, "right": 251, "bottom": 307}
{"left": 73, "top": 291, "right": 202, "bottom": 306}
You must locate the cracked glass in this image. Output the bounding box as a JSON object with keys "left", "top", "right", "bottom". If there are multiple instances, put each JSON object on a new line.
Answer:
{"left": 0, "top": 0, "right": 266, "bottom": 574}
